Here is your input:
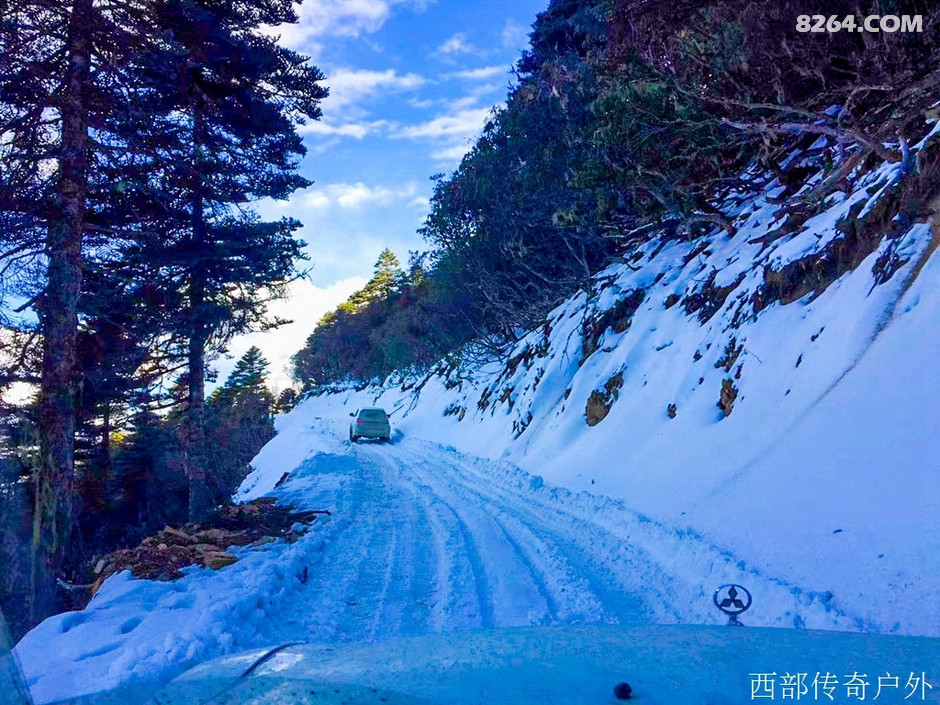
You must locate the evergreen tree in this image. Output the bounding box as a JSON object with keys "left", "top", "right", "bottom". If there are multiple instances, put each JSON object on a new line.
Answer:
{"left": 79, "top": 0, "right": 326, "bottom": 519}
{"left": 273, "top": 388, "right": 298, "bottom": 414}
{"left": 113, "top": 0, "right": 326, "bottom": 521}
{"left": 355, "top": 249, "right": 404, "bottom": 305}
{"left": 0, "top": 0, "right": 170, "bottom": 618}
{"left": 210, "top": 346, "right": 270, "bottom": 408}
{"left": 204, "top": 347, "right": 274, "bottom": 504}
{"left": 0, "top": 0, "right": 327, "bottom": 614}
{"left": 221, "top": 347, "right": 269, "bottom": 396}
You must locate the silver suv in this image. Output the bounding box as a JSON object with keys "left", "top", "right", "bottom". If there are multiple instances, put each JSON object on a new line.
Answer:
{"left": 349, "top": 408, "right": 391, "bottom": 443}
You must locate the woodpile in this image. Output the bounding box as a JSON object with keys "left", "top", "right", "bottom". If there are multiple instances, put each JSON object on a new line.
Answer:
{"left": 89, "top": 498, "right": 330, "bottom": 591}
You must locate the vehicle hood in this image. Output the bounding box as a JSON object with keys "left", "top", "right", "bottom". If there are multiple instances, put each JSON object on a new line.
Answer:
{"left": 51, "top": 623, "right": 940, "bottom": 704}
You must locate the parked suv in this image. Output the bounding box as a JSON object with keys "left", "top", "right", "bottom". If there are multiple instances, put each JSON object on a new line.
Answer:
{"left": 349, "top": 408, "right": 391, "bottom": 443}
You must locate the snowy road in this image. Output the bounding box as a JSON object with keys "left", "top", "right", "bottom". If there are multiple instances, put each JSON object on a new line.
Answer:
{"left": 260, "top": 422, "right": 866, "bottom": 642}
{"left": 272, "top": 433, "right": 646, "bottom": 642}
{"left": 17, "top": 422, "right": 877, "bottom": 703}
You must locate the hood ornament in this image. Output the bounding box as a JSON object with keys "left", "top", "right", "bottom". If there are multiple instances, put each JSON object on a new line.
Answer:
{"left": 713, "top": 584, "right": 752, "bottom": 626}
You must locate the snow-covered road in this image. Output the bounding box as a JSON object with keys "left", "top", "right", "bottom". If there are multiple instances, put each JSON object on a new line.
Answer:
{"left": 261, "top": 422, "right": 867, "bottom": 641}
{"left": 15, "top": 421, "right": 885, "bottom": 703}
{"left": 274, "top": 432, "right": 645, "bottom": 641}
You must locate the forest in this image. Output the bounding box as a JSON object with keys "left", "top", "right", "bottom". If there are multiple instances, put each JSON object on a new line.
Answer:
{"left": 0, "top": 0, "right": 325, "bottom": 636}
{"left": 293, "top": 0, "right": 940, "bottom": 386}
{"left": 2, "top": 0, "right": 939, "bottom": 642}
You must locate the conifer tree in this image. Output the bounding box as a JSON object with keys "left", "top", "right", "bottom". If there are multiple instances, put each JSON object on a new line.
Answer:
{"left": 210, "top": 347, "right": 270, "bottom": 408}
{"left": 115, "top": 0, "right": 326, "bottom": 521}
{"left": 0, "top": 0, "right": 169, "bottom": 618}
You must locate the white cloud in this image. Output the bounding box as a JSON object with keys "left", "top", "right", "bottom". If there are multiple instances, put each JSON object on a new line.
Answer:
{"left": 447, "top": 65, "right": 507, "bottom": 81}
{"left": 272, "top": 0, "right": 431, "bottom": 52}
{"left": 298, "top": 182, "right": 420, "bottom": 210}
{"left": 300, "top": 119, "right": 391, "bottom": 140}
{"left": 324, "top": 68, "right": 427, "bottom": 113}
{"left": 407, "top": 97, "right": 436, "bottom": 109}
{"left": 397, "top": 106, "right": 493, "bottom": 140}
{"left": 301, "top": 191, "right": 331, "bottom": 209}
{"left": 214, "top": 277, "right": 367, "bottom": 393}
{"left": 394, "top": 101, "right": 499, "bottom": 164}
{"left": 430, "top": 143, "right": 474, "bottom": 162}
{"left": 501, "top": 19, "right": 530, "bottom": 51}
{"left": 435, "top": 33, "right": 479, "bottom": 57}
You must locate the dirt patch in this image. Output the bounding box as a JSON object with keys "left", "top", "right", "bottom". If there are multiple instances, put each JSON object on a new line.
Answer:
{"left": 582, "top": 289, "right": 646, "bottom": 361}
{"left": 88, "top": 499, "right": 329, "bottom": 591}
{"left": 586, "top": 372, "right": 624, "bottom": 426}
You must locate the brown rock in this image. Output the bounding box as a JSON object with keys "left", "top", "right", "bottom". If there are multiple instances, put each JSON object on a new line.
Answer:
{"left": 195, "top": 528, "right": 227, "bottom": 545}
{"left": 203, "top": 552, "right": 238, "bottom": 570}
{"left": 718, "top": 378, "right": 738, "bottom": 417}
{"left": 162, "top": 526, "right": 198, "bottom": 544}
{"left": 193, "top": 543, "right": 222, "bottom": 554}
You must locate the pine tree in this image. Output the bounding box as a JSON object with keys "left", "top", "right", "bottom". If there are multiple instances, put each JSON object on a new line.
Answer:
{"left": 273, "top": 388, "right": 298, "bottom": 414}
{"left": 0, "top": 0, "right": 170, "bottom": 619}
{"left": 346, "top": 249, "right": 404, "bottom": 309}
{"left": 210, "top": 347, "right": 270, "bottom": 409}
{"left": 204, "top": 348, "right": 274, "bottom": 503}
{"left": 120, "top": 0, "right": 326, "bottom": 521}
{"left": 363, "top": 249, "right": 404, "bottom": 302}
{"left": 221, "top": 347, "right": 269, "bottom": 396}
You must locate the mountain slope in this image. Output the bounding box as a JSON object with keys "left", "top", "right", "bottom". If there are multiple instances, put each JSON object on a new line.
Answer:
{"left": 244, "top": 128, "right": 940, "bottom": 635}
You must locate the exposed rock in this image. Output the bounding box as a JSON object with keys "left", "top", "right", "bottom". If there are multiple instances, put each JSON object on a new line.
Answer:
{"left": 586, "top": 372, "right": 624, "bottom": 426}
{"left": 203, "top": 552, "right": 238, "bottom": 570}
{"left": 718, "top": 378, "right": 738, "bottom": 417}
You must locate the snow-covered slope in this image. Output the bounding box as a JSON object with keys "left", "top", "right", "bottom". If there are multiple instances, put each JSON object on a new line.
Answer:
{"left": 14, "top": 129, "right": 939, "bottom": 704}
{"left": 242, "top": 129, "right": 940, "bottom": 636}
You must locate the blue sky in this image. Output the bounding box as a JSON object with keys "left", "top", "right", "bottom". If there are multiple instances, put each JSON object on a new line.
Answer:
{"left": 220, "top": 0, "right": 549, "bottom": 389}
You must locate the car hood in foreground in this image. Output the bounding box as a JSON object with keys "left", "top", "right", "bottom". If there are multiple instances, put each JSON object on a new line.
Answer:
{"left": 52, "top": 623, "right": 939, "bottom": 704}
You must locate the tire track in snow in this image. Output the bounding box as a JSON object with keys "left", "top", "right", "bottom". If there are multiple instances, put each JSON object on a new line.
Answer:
{"left": 375, "top": 442, "right": 618, "bottom": 627}
{"left": 412, "top": 440, "right": 875, "bottom": 631}
{"left": 399, "top": 444, "right": 644, "bottom": 625}
{"left": 367, "top": 453, "right": 449, "bottom": 637}
{"left": 362, "top": 441, "right": 561, "bottom": 629}
{"left": 283, "top": 426, "right": 871, "bottom": 642}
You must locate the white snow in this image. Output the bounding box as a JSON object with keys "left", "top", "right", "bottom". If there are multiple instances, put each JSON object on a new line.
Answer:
{"left": 14, "top": 130, "right": 940, "bottom": 703}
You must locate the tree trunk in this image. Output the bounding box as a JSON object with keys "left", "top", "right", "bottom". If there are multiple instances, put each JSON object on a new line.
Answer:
{"left": 91, "top": 403, "right": 111, "bottom": 513}
{"left": 33, "top": 0, "right": 92, "bottom": 621}
{"left": 185, "top": 108, "right": 212, "bottom": 522}
{"left": 186, "top": 325, "right": 211, "bottom": 521}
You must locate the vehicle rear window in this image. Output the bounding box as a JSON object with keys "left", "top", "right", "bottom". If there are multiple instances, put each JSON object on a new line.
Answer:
{"left": 359, "top": 409, "right": 387, "bottom": 419}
